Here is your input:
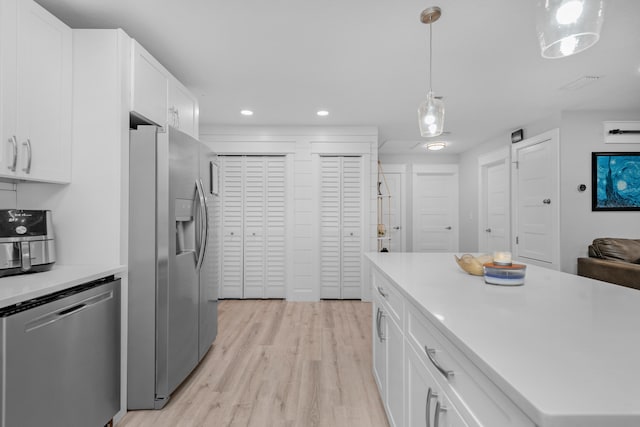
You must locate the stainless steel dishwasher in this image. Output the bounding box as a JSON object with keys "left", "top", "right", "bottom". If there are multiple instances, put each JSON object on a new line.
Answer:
{"left": 0, "top": 276, "right": 120, "bottom": 427}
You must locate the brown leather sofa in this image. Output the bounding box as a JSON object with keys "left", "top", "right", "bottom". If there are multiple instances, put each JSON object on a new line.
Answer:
{"left": 577, "top": 238, "right": 640, "bottom": 290}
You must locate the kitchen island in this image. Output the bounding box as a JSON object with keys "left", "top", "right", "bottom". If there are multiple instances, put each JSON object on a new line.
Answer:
{"left": 366, "top": 252, "right": 640, "bottom": 427}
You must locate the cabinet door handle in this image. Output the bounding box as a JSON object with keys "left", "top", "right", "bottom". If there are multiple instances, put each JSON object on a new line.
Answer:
{"left": 8, "top": 136, "right": 17, "bottom": 172}
{"left": 426, "top": 387, "right": 438, "bottom": 427}
{"left": 433, "top": 401, "right": 447, "bottom": 427}
{"left": 543, "top": 198, "right": 551, "bottom": 204}
{"left": 376, "top": 308, "right": 386, "bottom": 342}
{"left": 377, "top": 286, "right": 388, "bottom": 298}
{"left": 375, "top": 308, "right": 381, "bottom": 341}
{"left": 444, "top": 226, "right": 452, "bottom": 230}
{"left": 485, "top": 228, "right": 492, "bottom": 233}
{"left": 425, "top": 346, "right": 454, "bottom": 380}
{"left": 22, "top": 138, "right": 32, "bottom": 174}
{"left": 434, "top": 400, "right": 447, "bottom": 427}
{"left": 392, "top": 226, "right": 401, "bottom": 230}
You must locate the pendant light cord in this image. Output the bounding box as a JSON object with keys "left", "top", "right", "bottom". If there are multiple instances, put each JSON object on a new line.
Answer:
{"left": 429, "top": 22, "right": 433, "bottom": 93}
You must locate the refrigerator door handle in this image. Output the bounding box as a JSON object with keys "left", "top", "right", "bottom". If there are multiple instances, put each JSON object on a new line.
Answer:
{"left": 195, "top": 179, "right": 208, "bottom": 271}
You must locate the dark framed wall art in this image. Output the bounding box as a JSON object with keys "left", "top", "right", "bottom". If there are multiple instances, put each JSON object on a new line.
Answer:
{"left": 592, "top": 152, "right": 640, "bottom": 211}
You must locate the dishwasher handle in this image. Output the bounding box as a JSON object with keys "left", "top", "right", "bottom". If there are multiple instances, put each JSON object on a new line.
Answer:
{"left": 57, "top": 303, "right": 86, "bottom": 316}
{"left": 25, "top": 290, "right": 113, "bottom": 332}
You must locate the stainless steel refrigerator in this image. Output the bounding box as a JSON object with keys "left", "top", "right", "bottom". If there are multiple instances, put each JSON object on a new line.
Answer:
{"left": 128, "top": 125, "right": 218, "bottom": 410}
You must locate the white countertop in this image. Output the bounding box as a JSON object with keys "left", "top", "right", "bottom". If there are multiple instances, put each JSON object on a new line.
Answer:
{"left": 365, "top": 252, "right": 640, "bottom": 427}
{"left": 0, "top": 264, "right": 126, "bottom": 309}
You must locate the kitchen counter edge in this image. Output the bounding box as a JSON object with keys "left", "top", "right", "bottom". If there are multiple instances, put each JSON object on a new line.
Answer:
{"left": 0, "top": 264, "right": 127, "bottom": 309}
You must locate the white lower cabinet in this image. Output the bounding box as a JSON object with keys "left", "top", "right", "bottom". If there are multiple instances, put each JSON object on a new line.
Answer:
{"left": 373, "top": 294, "right": 404, "bottom": 427}
{"left": 407, "top": 345, "right": 469, "bottom": 427}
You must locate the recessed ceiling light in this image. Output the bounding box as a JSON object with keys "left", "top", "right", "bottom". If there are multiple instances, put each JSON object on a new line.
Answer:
{"left": 240, "top": 110, "right": 253, "bottom": 116}
{"left": 424, "top": 142, "right": 446, "bottom": 151}
{"left": 317, "top": 110, "right": 329, "bottom": 117}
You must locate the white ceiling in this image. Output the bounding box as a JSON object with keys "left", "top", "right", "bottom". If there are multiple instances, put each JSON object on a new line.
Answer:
{"left": 36, "top": 0, "right": 640, "bottom": 154}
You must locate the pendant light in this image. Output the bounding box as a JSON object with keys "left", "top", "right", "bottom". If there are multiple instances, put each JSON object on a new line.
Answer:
{"left": 536, "top": 0, "right": 605, "bottom": 59}
{"left": 418, "top": 6, "right": 445, "bottom": 138}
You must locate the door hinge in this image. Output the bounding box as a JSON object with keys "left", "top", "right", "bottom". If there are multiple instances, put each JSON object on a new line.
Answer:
{"left": 516, "top": 236, "right": 519, "bottom": 244}
{"left": 512, "top": 161, "right": 519, "bottom": 169}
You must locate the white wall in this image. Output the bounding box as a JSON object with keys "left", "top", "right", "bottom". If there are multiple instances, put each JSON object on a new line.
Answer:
{"left": 559, "top": 109, "right": 640, "bottom": 273}
{"left": 0, "top": 183, "right": 17, "bottom": 207}
{"left": 458, "top": 113, "right": 562, "bottom": 253}
{"left": 457, "top": 109, "right": 640, "bottom": 274}
{"left": 200, "top": 125, "right": 378, "bottom": 301}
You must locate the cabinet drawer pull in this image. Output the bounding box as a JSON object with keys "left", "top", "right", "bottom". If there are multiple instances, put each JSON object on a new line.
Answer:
{"left": 377, "top": 286, "right": 388, "bottom": 298}
{"left": 425, "top": 346, "right": 454, "bottom": 380}
{"left": 426, "top": 387, "right": 438, "bottom": 427}
{"left": 434, "top": 400, "right": 447, "bottom": 427}
{"left": 8, "top": 136, "right": 17, "bottom": 172}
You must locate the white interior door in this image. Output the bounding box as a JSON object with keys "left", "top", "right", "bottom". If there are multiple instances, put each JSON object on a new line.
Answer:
{"left": 412, "top": 165, "right": 459, "bottom": 252}
{"left": 512, "top": 129, "right": 560, "bottom": 269}
{"left": 479, "top": 149, "right": 510, "bottom": 254}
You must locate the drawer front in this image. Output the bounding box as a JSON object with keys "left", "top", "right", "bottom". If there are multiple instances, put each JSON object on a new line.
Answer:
{"left": 406, "top": 301, "right": 535, "bottom": 427}
{"left": 373, "top": 269, "right": 403, "bottom": 326}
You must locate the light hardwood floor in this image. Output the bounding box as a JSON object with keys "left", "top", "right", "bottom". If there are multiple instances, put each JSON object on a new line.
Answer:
{"left": 119, "top": 300, "right": 389, "bottom": 427}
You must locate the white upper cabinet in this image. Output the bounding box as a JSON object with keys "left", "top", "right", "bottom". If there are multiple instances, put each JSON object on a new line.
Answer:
{"left": 0, "top": 0, "right": 72, "bottom": 183}
{"left": 168, "top": 76, "right": 199, "bottom": 139}
{"left": 131, "top": 39, "right": 199, "bottom": 138}
{"left": 130, "top": 40, "right": 168, "bottom": 128}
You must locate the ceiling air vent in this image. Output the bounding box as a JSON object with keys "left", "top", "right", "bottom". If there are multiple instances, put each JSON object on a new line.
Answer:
{"left": 559, "top": 75, "right": 602, "bottom": 91}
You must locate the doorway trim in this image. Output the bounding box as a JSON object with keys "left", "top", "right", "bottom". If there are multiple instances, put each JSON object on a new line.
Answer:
{"left": 511, "top": 128, "right": 561, "bottom": 270}
{"left": 478, "top": 147, "right": 511, "bottom": 253}
{"left": 378, "top": 163, "right": 407, "bottom": 252}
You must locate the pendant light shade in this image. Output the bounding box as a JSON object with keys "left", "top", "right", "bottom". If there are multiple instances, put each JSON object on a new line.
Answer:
{"left": 417, "top": 6, "right": 445, "bottom": 138}
{"left": 418, "top": 92, "right": 445, "bottom": 137}
{"left": 536, "top": 0, "right": 605, "bottom": 59}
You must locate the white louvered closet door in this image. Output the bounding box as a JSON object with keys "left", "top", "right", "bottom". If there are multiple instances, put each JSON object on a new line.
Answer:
{"left": 319, "top": 156, "right": 362, "bottom": 299}
{"left": 341, "top": 157, "right": 362, "bottom": 299}
{"left": 265, "top": 157, "right": 286, "bottom": 298}
{"left": 220, "top": 156, "right": 287, "bottom": 299}
{"left": 243, "top": 157, "right": 266, "bottom": 298}
{"left": 320, "top": 157, "right": 342, "bottom": 298}
{"left": 220, "top": 156, "right": 244, "bottom": 298}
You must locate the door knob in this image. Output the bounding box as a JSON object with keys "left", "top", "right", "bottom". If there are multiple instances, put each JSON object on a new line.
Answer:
{"left": 445, "top": 226, "right": 452, "bottom": 230}
{"left": 485, "top": 228, "right": 492, "bottom": 233}
{"left": 543, "top": 199, "right": 551, "bottom": 204}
